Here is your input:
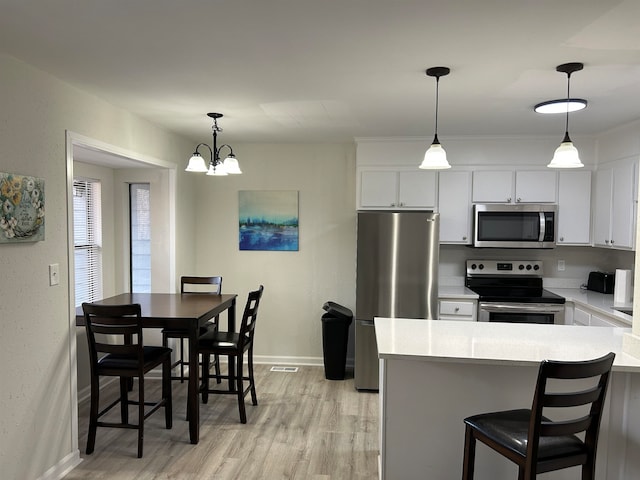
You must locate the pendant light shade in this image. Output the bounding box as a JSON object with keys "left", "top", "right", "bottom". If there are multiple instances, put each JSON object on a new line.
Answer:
{"left": 547, "top": 63, "right": 584, "bottom": 169}
{"left": 420, "top": 66, "right": 451, "bottom": 170}
{"left": 421, "top": 140, "right": 449, "bottom": 169}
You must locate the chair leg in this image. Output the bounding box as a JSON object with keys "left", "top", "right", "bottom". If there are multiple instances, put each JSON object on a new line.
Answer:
{"left": 138, "top": 376, "right": 144, "bottom": 458}
{"left": 236, "top": 355, "right": 247, "bottom": 424}
{"left": 86, "top": 376, "right": 100, "bottom": 455}
{"left": 163, "top": 358, "right": 173, "bottom": 429}
{"left": 462, "top": 425, "right": 476, "bottom": 480}
{"left": 201, "top": 354, "right": 210, "bottom": 404}
{"left": 214, "top": 354, "right": 222, "bottom": 384}
{"left": 119, "top": 377, "right": 129, "bottom": 424}
{"left": 582, "top": 460, "right": 595, "bottom": 480}
{"left": 248, "top": 346, "right": 257, "bottom": 406}
{"left": 179, "top": 337, "right": 185, "bottom": 383}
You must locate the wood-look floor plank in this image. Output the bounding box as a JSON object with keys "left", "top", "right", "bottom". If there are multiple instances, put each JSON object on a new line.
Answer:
{"left": 64, "top": 365, "right": 378, "bottom": 479}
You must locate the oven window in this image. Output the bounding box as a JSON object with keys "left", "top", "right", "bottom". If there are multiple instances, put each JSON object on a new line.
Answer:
{"left": 487, "top": 312, "right": 554, "bottom": 324}
{"left": 477, "top": 212, "right": 541, "bottom": 241}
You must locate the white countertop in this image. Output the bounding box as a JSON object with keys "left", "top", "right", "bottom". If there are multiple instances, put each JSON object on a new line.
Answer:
{"left": 438, "top": 285, "right": 478, "bottom": 299}
{"left": 547, "top": 287, "right": 633, "bottom": 326}
{"left": 374, "top": 317, "right": 640, "bottom": 372}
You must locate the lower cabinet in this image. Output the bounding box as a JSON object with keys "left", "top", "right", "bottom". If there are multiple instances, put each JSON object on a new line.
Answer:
{"left": 569, "top": 302, "right": 628, "bottom": 327}
{"left": 438, "top": 299, "right": 477, "bottom": 321}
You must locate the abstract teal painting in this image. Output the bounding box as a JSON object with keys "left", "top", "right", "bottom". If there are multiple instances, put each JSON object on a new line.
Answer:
{"left": 239, "top": 190, "right": 299, "bottom": 251}
{"left": 0, "top": 172, "right": 45, "bottom": 243}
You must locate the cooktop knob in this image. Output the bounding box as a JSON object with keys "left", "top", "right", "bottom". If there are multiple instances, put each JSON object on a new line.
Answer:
{"left": 471, "top": 263, "right": 477, "bottom": 270}
{"left": 533, "top": 265, "right": 540, "bottom": 271}
{"left": 478, "top": 264, "right": 484, "bottom": 270}
{"left": 526, "top": 264, "right": 532, "bottom": 270}
{"left": 518, "top": 264, "right": 525, "bottom": 270}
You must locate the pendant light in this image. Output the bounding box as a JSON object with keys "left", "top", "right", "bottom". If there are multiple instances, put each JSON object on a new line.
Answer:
{"left": 547, "top": 63, "right": 584, "bottom": 169}
{"left": 420, "top": 66, "right": 451, "bottom": 169}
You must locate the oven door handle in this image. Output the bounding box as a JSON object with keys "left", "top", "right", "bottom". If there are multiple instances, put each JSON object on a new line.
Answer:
{"left": 479, "top": 303, "right": 565, "bottom": 313}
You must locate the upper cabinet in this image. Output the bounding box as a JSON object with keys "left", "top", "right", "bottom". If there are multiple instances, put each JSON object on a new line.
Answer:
{"left": 593, "top": 158, "right": 638, "bottom": 250}
{"left": 472, "top": 170, "right": 557, "bottom": 203}
{"left": 557, "top": 170, "right": 591, "bottom": 245}
{"left": 358, "top": 169, "right": 437, "bottom": 209}
{"left": 438, "top": 170, "right": 472, "bottom": 244}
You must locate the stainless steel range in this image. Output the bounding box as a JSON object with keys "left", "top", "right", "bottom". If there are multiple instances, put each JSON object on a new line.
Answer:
{"left": 465, "top": 259, "right": 565, "bottom": 324}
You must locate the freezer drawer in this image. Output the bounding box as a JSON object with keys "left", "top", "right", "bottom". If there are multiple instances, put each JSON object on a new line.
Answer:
{"left": 355, "top": 319, "right": 379, "bottom": 390}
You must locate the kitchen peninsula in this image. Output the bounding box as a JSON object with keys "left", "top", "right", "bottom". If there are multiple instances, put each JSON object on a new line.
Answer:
{"left": 375, "top": 318, "right": 640, "bottom": 480}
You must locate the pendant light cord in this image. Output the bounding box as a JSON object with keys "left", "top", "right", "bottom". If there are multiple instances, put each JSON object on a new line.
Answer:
{"left": 565, "top": 72, "right": 571, "bottom": 135}
{"left": 434, "top": 76, "right": 440, "bottom": 140}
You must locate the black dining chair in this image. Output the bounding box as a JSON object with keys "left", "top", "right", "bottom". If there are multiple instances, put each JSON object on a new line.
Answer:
{"left": 199, "top": 285, "right": 264, "bottom": 423}
{"left": 462, "top": 352, "right": 615, "bottom": 480}
{"left": 162, "top": 275, "right": 222, "bottom": 383}
{"left": 82, "top": 302, "right": 173, "bottom": 458}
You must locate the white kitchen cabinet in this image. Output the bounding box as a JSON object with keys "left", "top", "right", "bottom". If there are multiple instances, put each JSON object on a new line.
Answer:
{"left": 438, "top": 170, "right": 472, "bottom": 244}
{"left": 593, "top": 159, "right": 637, "bottom": 249}
{"left": 571, "top": 304, "right": 628, "bottom": 328}
{"left": 472, "top": 170, "right": 557, "bottom": 203}
{"left": 438, "top": 299, "right": 477, "bottom": 321}
{"left": 557, "top": 170, "right": 591, "bottom": 245}
{"left": 358, "top": 169, "right": 437, "bottom": 209}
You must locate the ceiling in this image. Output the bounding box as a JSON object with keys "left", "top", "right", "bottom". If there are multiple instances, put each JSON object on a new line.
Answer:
{"left": 1, "top": 0, "right": 639, "bottom": 145}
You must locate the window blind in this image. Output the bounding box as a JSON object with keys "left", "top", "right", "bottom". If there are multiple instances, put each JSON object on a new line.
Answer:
{"left": 73, "top": 178, "right": 103, "bottom": 306}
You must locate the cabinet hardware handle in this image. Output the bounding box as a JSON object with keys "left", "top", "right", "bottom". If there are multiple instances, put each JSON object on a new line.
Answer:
{"left": 611, "top": 239, "right": 615, "bottom": 244}
{"left": 507, "top": 197, "right": 512, "bottom": 203}
{"left": 455, "top": 307, "right": 460, "bottom": 312}
{"left": 517, "top": 197, "right": 521, "bottom": 202}
{"left": 560, "top": 236, "right": 564, "bottom": 241}
{"left": 462, "top": 236, "right": 467, "bottom": 241}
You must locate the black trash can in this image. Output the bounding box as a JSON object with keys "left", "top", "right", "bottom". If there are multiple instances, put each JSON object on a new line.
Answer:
{"left": 321, "top": 301, "right": 353, "bottom": 380}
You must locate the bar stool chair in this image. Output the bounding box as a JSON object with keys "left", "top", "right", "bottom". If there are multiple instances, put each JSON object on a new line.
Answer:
{"left": 82, "top": 302, "right": 173, "bottom": 458}
{"left": 162, "top": 276, "right": 222, "bottom": 382}
{"left": 462, "top": 352, "right": 615, "bottom": 480}
{"left": 199, "top": 285, "right": 264, "bottom": 423}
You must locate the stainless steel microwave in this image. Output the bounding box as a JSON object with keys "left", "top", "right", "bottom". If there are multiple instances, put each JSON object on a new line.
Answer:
{"left": 473, "top": 204, "right": 556, "bottom": 248}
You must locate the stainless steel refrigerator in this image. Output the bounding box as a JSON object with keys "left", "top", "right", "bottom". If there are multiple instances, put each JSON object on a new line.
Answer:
{"left": 355, "top": 211, "right": 439, "bottom": 390}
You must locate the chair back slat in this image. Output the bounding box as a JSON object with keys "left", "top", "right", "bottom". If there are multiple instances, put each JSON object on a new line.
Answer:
{"left": 238, "top": 285, "right": 264, "bottom": 347}
{"left": 181, "top": 276, "right": 222, "bottom": 294}
{"left": 544, "top": 386, "right": 602, "bottom": 408}
{"left": 540, "top": 416, "right": 592, "bottom": 437}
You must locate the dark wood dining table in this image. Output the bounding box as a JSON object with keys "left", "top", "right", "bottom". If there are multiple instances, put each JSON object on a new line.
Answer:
{"left": 76, "top": 292, "right": 237, "bottom": 444}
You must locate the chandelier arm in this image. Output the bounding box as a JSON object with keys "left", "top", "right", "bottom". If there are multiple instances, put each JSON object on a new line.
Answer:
{"left": 194, "top": 143, "right": 214, "bottom": 164}
{"left": 216, "top": 144, "right": 235, "bottom": 157}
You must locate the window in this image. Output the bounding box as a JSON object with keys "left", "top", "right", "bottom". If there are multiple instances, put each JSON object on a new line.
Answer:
{"left": 130, "top": 183, "right": 151, "bottom": 293}
{"left": 73, "top": 178, "right": 102, "bottom": 306}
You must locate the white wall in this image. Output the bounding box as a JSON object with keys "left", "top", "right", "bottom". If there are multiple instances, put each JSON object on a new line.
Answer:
{"left": 191, "top": 143, "right": 357, "bottom": 363}
{"left": 0, "top": 54, "right": 196, "bottom": 480}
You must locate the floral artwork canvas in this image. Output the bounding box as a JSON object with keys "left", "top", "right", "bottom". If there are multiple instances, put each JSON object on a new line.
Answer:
{"left": 239, "top": 190, "right": 299, "bottom": 251}
{"left": 0, "top": 172, "right": 45, "bottom": 243}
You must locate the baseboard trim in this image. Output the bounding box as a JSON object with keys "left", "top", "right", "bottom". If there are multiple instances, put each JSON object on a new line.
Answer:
{"left": 37, "top": 450, "right": 82, "bottom": 480}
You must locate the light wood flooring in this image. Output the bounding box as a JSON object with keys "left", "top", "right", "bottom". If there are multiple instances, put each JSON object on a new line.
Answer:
{"left": 64, "top": 365, "right": 379, "bottom": 479}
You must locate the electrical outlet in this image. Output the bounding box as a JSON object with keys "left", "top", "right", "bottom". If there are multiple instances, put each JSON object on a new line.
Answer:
{"left": 557, "top": 260, "right": 565, "bottom": 272}
{"left": 49, "top": 263, "right": 59, "bottom": 286}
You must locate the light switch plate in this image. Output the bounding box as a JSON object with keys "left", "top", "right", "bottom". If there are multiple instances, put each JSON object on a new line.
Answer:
{"left": 49, "top": 263, "right": 59, "bottom": 286}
